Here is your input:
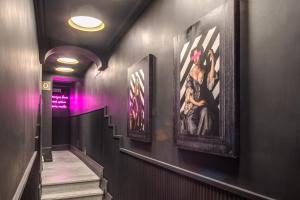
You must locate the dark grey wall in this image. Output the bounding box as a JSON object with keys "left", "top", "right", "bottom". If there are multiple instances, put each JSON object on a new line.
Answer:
{"left": 70, "top": 110, "right": 104, "bottom": 162}
{"left": 75, "top": 0, "right": 300, "bottom": 199}
{"left": 42, "top": 73, "right": 53, "bottom": 161}
{"left": 71, "top": 109, "right": 249, "bottom": 200}
{"left": 0, "top": 0, "right": 41, "bottom": 199}
{"left": 42, "top": 74, "right": 76, "bottom": 157}
{"left": 52, "top": 117, "right": 70, "bottom": 145}
{"left": 52, "top": 84, "right": 70, "bottom": 146}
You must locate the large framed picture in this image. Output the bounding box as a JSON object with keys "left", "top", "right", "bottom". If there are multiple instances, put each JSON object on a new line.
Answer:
{"left": 174, "top": 0, "right": 239, "bottom": 157}
{"left": 127, "top": 55, "right": 154, "bottom": 142}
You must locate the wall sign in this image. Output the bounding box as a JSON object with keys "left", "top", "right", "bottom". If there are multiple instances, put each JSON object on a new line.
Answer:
{"left": 41, "top": 81, "right": 52, "bottom": 91}
{"left": 52, "top": 94, "right": 69, "bottom": 109}
{"left": 52, "top": 88, "right": 62, "bottom": 93}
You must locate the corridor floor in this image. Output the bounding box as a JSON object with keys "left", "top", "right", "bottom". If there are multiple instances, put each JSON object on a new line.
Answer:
{"left": 42, "top": 151, "right": 99, "bottom": 185}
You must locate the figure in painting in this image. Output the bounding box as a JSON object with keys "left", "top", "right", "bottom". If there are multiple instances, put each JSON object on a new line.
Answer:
{"left": 129, "top": 78, "right": 144, "bottom": 132}
{"left": 181, "top": 47, "right": 219, "bottom": 136}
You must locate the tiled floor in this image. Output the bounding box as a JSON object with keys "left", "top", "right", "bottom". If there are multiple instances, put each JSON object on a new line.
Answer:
{"left": 42, "top": 151, "right": 99, "bottom": 185}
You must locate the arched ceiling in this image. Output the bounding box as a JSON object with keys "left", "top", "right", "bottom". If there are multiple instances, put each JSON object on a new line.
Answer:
{"left": 34, "top": 0, "right": 152, "bottom": 76}
{"left": 43, "top": 46, "right": 102, "bottom": 76}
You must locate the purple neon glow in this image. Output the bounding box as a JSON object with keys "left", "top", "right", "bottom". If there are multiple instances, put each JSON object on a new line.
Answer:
{"left": 52, "top": 76, "right": 78, "bottom": 83}
{"left": 52, "top": 100, "right": 67, "bottom": 104}
{"left": 52, "top": 105, "right": 67, "bottom": 109}
{"left": 69, "top": 81, "right": 103, "bottom": 115}
{"left": 52, "top": 94, "right": 69, "bottom": 109}
{"left": 52, "top": 95, "right": 69, "bottom": 100}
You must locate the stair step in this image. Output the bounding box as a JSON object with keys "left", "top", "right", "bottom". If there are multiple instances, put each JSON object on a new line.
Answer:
{"left": 41, "top": 188, "right": 103, "bottom": 200}
{"left": 42, "top": 179, "right": 100, "bottom": 196}
{"left": 100, "top": 178, "right": 108, "bottom": 194}
{"left": 42, "top": 166, "right": 100, "bottom": 186}
{"left": 104, "top": 192, "right": 112, "bottom": 200}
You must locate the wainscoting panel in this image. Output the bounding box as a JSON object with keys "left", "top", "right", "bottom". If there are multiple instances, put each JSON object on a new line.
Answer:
{"left": 70, "top": 108, "right": 250, "bottom": 200}
{"left": 20, "top": 152, "right": 40, "bottom": 200}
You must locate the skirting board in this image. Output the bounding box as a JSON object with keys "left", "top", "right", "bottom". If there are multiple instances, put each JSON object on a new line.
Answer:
{"left": 104, "top": 192, "right": 113, "bottom": 200}
{"left": 120, "top": 148, "right": 275, "bottom": 200}
{"left": 70, "top": 146, "right": 113, "bottom": 200}
{"left": 52, "top": 144, "right": 70, "bottom": 151}
{"left": 12, "top": 151, "right": 37, "bottom": 200}
{"left": 70, "top": 145, "right": 104, "bottom": 178}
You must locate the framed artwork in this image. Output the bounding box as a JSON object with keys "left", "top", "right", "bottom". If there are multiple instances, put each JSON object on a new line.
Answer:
{"left": 127, "top": 54, "right": 154, "bottom": 142}
{"left": 174, "top": 0, "right": 239, "bottom": 157}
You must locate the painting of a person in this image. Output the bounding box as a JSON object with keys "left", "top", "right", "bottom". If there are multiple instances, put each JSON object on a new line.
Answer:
{"left": 180, "top": 47, "right": 219, "bottom": 136}
{"left": 129, "top": 78, "right": 144, "bottom": 132}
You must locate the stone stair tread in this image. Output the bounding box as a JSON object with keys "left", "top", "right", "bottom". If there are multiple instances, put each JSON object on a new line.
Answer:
{"left": 42, "top": 175, "right": 99, "bottom": 186}
{"left": 42, "top": 179, "right": 100, "bottom": 196}
{"left": 41, "top": 188, "right": 103, "bottom": 200}
{"left": 42, "top": 151, "right": 100, "bottom": 186}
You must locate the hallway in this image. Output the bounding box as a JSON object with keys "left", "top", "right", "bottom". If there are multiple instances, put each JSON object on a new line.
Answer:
{"left": 0, "top": 0, "right": 300, "bottom": 199}
{"left": 41, "top": 151, "right": 103, "bottom": 200}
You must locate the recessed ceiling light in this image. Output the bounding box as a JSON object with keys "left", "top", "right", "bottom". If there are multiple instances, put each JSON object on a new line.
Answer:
{"left": 68, "top": 16, "right": 105, "bottom": 32}
{"left": 55, "top": 67, "right": 74, "bottom": 73}
{"left": 57, "top": 57, "right": 79, "bottom": 65}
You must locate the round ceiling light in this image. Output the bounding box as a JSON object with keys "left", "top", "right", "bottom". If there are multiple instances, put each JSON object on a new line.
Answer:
{"left": 55, "top": 67, "right": 74, "bottom": 73}
{"left": 68, "top": 16, "right": 105, "bottom": 32}
{"left": 57, "top": 57, "right": 79, "bottom": 65}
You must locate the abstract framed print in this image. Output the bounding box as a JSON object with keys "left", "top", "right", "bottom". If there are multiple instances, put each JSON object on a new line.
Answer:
{"left": 174, "top": 0, "right": 239, "bottom": 157}
{"left": 127, "top": 54, "right": 155, "bottom": 142}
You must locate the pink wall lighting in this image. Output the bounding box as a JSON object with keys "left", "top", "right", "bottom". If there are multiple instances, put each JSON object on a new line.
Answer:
{"left": 52, "top": 94, "right": 69, "bottom": 109}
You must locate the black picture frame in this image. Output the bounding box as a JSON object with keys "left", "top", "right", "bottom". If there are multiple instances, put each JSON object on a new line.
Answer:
{"left": 127, "top": 54, "right": 154, "bottom": 142}
{"left": 173, "top": 0, "right": 239, "bottom": 157}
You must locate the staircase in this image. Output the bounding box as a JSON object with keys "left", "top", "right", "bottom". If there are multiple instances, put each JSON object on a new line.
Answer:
{"left": 41, "top": 151, "right": 104, "bottom": 200}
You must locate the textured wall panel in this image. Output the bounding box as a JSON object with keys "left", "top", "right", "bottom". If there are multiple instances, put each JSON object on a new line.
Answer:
{"left": 0, "top": 0, "right": 41, "bottom": 199}
{"left": 72, "top": 0, "right": 300, "bottom": 199}
{"left": 71, "top": 109, "right": 250, "bottom": 200}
